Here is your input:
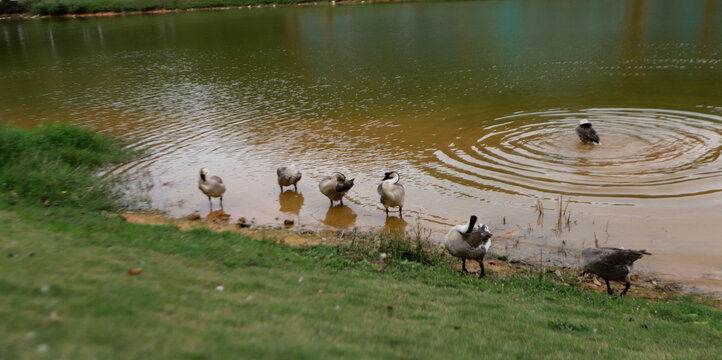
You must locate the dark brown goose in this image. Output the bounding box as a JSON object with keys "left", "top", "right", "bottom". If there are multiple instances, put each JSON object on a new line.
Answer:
{"left": 575, "top": 119, "right": 600, "bottom": 144}
{"left": 581, "top": 247, "right": 651, "bottom": 296}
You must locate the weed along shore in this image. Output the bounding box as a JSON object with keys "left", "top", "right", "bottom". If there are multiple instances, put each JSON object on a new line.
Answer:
{"left": 1, "top": 123, "right": 721, "bottom": 358}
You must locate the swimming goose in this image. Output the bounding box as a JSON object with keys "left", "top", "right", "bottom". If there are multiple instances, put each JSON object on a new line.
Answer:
{"left": 198, "top": 168, "right": 226, "bottom": 210}
{"left": 443, "top": 215, "right": 492, "bottom": 278}
{"left": 575, "top": 119, "right": 600, "bottom": 144}
{"left": 377, "top": 171, "right": 405, "bottom": 216}
{"left": 581, "top": 247, "right": 651, "bottom": 296}
{"left": 318, "top": 172, "right": 355, "bottom": 206}
{"left": 277, "top": 165, "right": 302, "bottom": 191}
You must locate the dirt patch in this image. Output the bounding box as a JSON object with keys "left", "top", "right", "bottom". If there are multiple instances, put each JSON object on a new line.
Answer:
{"left": 122, "top": 211, "right": 336, "bottom": 247}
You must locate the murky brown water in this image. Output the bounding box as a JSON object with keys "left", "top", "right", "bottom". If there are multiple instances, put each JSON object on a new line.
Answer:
{"left": 1, "top": 0, "right": 721, "bottom": 292}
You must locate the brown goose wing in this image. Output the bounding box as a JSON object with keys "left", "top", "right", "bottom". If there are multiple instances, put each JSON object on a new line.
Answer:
{"left": 210, "top": 176, "right": 223, "bottom": 184}
{"left": 461, "top": 231, "right": 484, "bottom": 248}
{"left": 597, "top": 248, "right": 650, "bottom": 265}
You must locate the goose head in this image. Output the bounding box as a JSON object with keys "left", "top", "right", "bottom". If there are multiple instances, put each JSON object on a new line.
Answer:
{"left": 333, "top": 172, "right": 355, "bottom": 189}
{"left": 199, "top": 168, "right": 209, "bottom": 182}
{"left": 382, "top": 171, "right": 400, "bottom": 184}
{"left": 579, "top": 119, "right": 592, "bottom": 129}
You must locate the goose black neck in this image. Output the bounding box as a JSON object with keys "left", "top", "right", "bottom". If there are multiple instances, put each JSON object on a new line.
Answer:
{"left": 200, "top": 173, "right": 206, "bottom": 182}
{"left": 467, "top": 215, "right": 477, "bottom": 233}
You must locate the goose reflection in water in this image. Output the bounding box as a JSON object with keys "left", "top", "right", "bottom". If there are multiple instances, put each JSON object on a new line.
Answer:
{"left": 322, "top": 204, "right": 357, "bottom": 228}
{"left": 383, "top": 215, "right": 408, "bottom": 233}
{"left": 278, "top": 190, "right": 304, "bottom": 215}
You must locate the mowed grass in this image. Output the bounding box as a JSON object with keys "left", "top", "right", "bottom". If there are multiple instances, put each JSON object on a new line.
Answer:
{"left": 0, "top": 123, "right": 720, "bottom": 358}
{"left": 1, "top": 205, "right": 721, "bottom": 359}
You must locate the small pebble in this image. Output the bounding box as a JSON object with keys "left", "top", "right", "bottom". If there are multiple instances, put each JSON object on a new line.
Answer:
{"left": 36, "top": 344, "right": 49, "bottom": 355}
{"left": 379, "top": 253, "right": 387, "bottom": 260}
{"left": 215, "top": 285, "right": 224, "bottom": 292}
{"left": 245, "top": 295, "right": 253, "bottom": 302}
{"left": 298, "top": 277, "right": 304, "bottom": 283}
{"left": 40, "top": 285, "right": 50, "bottom": 293}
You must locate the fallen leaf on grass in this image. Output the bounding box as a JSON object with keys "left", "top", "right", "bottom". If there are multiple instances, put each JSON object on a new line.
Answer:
{"left": 127, "top": 268, "right": 143, "bottom": 276}
{"left": 592, "top": 278, "right": 602, "bottom": 286}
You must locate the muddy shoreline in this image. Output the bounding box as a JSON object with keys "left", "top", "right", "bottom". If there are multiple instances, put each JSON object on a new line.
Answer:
{"left": 120, "top": 210, "right": 722, "bottom": 305}
{"left": 1, "top": 0, "right": 405, "bottom": 20}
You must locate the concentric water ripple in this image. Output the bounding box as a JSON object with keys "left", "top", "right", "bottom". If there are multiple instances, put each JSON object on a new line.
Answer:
{"left": 436, "top": 108, "right": 722, "bottom": 199}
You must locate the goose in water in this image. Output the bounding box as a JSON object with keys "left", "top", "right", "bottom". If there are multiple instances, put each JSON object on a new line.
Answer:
{"left": 318, "top": 172, "right": 355, "bottom": 206}
{"left": 443, "top": 215, "right": 492, "bottom": 278}
{"left": 198, "top": 168, "right": 226, "bottom": 210}
{"left": 377, "top": 171, "right": 405, "bottom": 216}
{"left": 575, "top": 119, "right": 600, "bottom": 144}
{"left": 581, "top": 247, "right": 651, "bottom": 296}
{"left": 277, "top": 165, "right": 302, "bottom": 191}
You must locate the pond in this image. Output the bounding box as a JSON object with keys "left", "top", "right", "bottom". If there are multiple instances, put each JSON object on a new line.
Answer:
{"left": 1, "top": 0, "right": 721, "bottom": 292}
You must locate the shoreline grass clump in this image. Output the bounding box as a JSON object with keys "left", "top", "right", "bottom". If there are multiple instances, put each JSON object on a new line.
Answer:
{"left": 0, "top": 123, "right": 132, "bottom": 210}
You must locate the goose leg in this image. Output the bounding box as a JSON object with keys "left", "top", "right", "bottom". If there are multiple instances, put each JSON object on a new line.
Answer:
{"left": 605, "top": 279, "right": 614, "bottom": 295}
{"left": 340, "top": 199, "right": 344, "bottom": 206}
{"left": 478, "top": 260, "right": 485, "bottom": 278}
{"left": 461, "top": 259, "right": 469, "bottom": 273}
{"left": 330, "top": 199, "right": 334, "bottom": 206}
{"left": 621, "top": 280, "right": 631, "bottom": 296}
{"left": 399, "top": 207, "right": 402, "bottom": 216}
{"left": 208, "top": 196, "right": 212, "bottom": 210}
{"left": 280, "top": 185, "right": 283, "bottom": 192}
{"left": 294, "top": 184, "right": 297, "bottom": 191}
{"left": 220, "top": 196, "right": 223, "bottom": 210}
{"left": 385, "top": 208, "right": 389, "bottom": 216}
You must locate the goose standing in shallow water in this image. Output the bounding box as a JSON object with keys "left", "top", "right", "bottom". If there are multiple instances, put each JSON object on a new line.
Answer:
{"left": 377, "top": 171, "right": 405, "bottom": 216}
{"left": 575, "top": 119, "right": 600, "bottom": 144}
{"left": 318, "top": 172, "right": 355, "bottom": 206}
{"left": 581, "top": 247, "right": 651, "bottom": 296}
{"left": 277, "top": 165, "right": 302, "bottom": 191}
{"left": 443, "top": 215, "right": 492, "bottom": 278}
{"left": 198, "top": 168, "right": 226, "bottom": 210}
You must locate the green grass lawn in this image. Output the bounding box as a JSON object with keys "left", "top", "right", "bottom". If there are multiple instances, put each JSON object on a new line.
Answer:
{"left": 0, "top": 123, "right": 720, "bottom": 359}
{"left": 1, "top": 204, "right": 720, "bottom": 359}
